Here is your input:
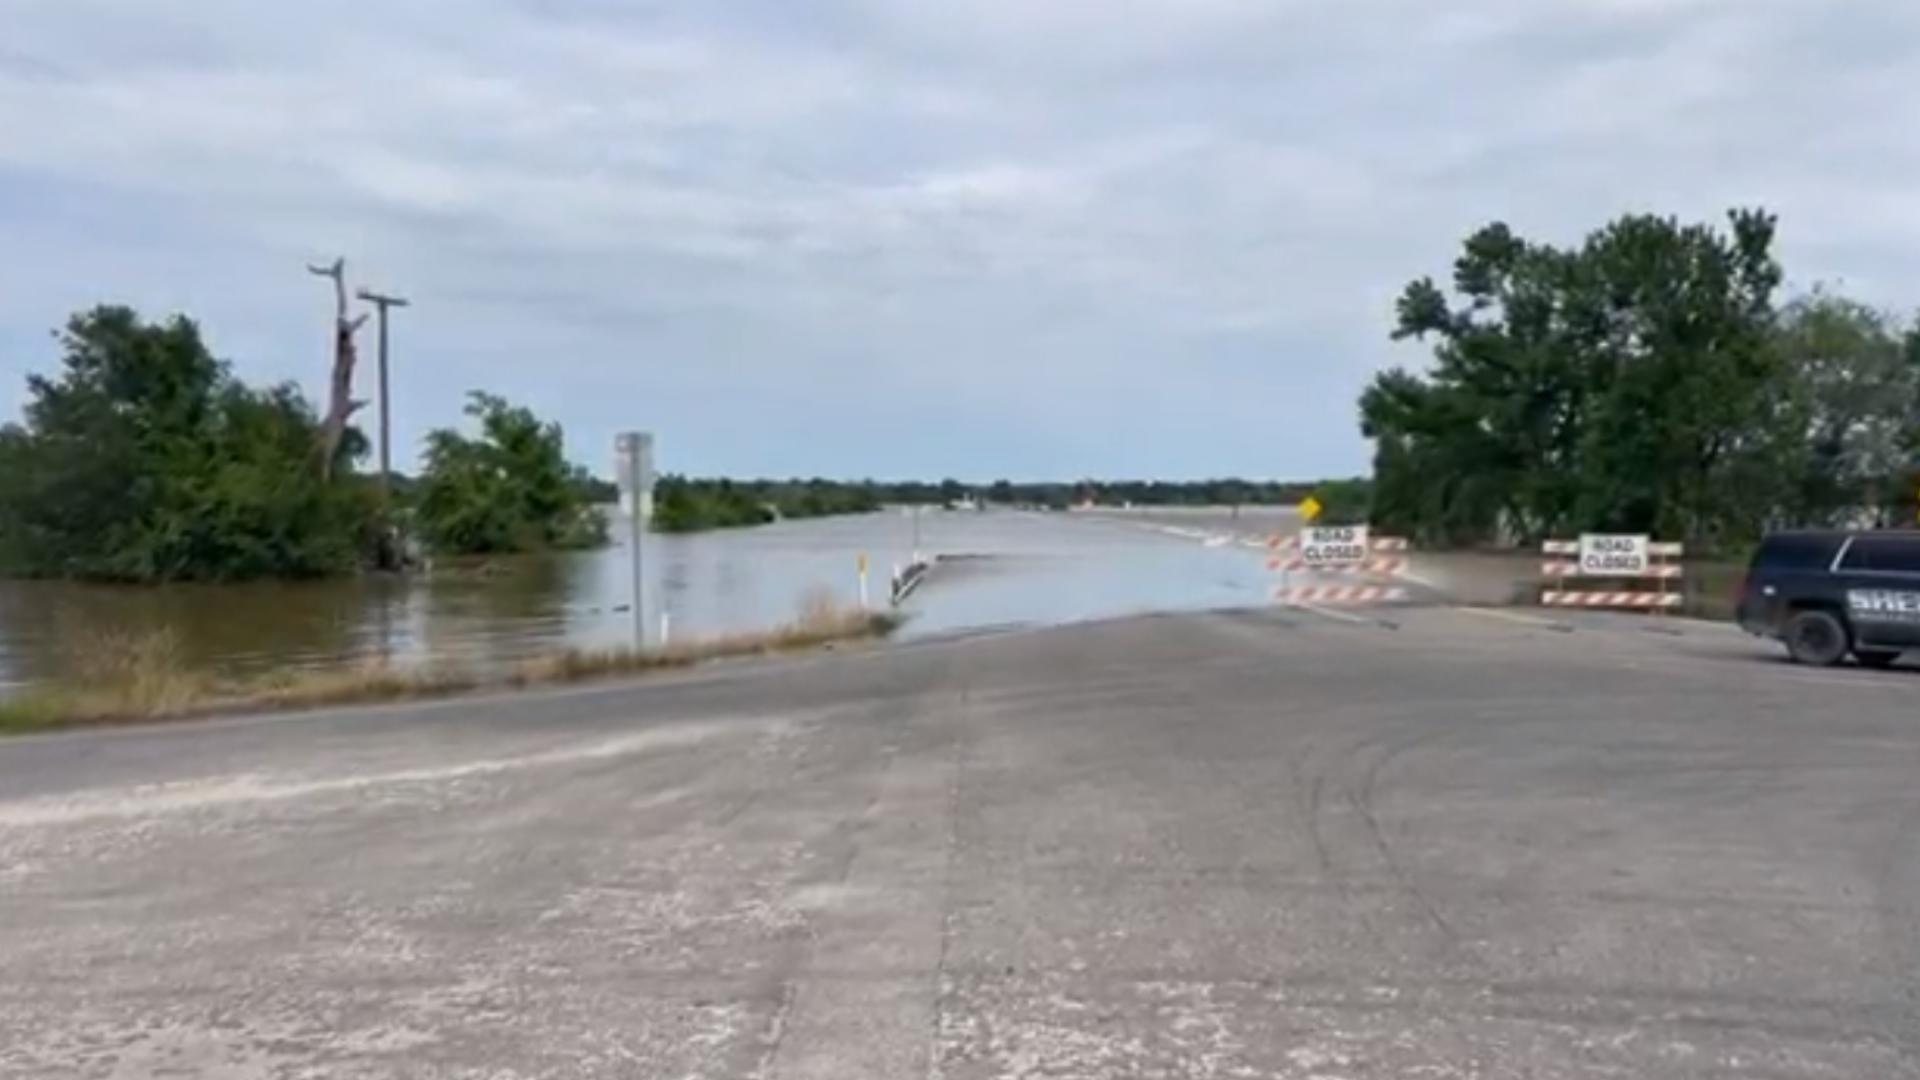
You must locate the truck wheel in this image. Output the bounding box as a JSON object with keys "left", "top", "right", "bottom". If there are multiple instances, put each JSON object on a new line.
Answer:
{"left": 1784, "top": 610, "right": 1849, "bottom": 666}
{"left": 1854, "top": 649, "right": 1901, "bottom": 670}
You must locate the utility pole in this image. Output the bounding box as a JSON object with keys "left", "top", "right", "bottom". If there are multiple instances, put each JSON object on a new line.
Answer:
{"left": 354, "top": 287, "right": 410, "bottom": 501}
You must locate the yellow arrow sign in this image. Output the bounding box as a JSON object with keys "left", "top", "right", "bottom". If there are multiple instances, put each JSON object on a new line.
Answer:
{"left": 1299, "top": 495, "right": 1323, "bottom": 523}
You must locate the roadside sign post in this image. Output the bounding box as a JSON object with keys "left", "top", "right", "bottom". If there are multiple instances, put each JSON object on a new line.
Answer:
{"left": 615, "top": 432, "right": 655, "bottom": 648}
{"left": 1291, "top": 496, "right": 1324, "bottom": 589}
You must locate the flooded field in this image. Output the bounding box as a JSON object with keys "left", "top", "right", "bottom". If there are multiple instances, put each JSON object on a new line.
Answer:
{"left": 0, "top": 507, "right": 1305, "bottom": 690}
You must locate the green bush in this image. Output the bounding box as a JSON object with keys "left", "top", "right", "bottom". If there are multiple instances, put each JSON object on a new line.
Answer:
{"left": 414, "top": 392, "right": 607, "bottom": 555}
{"left": 0, "top": 306, "right": 377, "bottom": 582}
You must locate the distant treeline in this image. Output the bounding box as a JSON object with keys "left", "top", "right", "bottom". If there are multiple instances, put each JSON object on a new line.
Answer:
{"left": 653, "top": 477, "right": 883, "bottom": 533}
{"left": 644, "top": 476, "right": 1352, "bottom": 532}
{"left": 980, "top": 479, "right": 1323, "bottom": 509}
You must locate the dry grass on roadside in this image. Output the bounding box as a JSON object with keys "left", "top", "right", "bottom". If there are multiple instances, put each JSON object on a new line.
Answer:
{"left": 510, "top": 591, "right": 894, "bottom": 686}
{"left": 0, "top": 594, "right": 900, "bottom": 733}
{"left": 2, "top": 626, "right": 207, "bottom": 731}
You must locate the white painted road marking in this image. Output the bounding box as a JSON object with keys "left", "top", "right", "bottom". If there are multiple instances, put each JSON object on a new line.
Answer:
{"left": 0, "top": 716, "right": 796, "bottom": 828}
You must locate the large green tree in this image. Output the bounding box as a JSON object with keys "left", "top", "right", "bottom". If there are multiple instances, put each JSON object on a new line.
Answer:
{"left": 413, "top": 392, "right": 607, "bottom": 555}
{"left": 1771, "top": 292, "right": 1920, "bottom": 526}
{"left": 0, "top": 307, "right": 376, "bottom": 581}
{"left": 1363, "top": 209, "right": 1789, "bottom": 546}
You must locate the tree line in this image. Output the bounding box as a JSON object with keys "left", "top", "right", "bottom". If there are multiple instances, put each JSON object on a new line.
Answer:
{"left": 648, "top": 476, "right": 1340, "bottom": 532}
{"left": 985, "top": 479, "right": 1325, "bottom": 509}
{"left": 0, "top": 307, "right": 605, "bottom": 582}
{"left": 652, "top": 477, "right": 885, "bottom": 532}
{"left": 1360, "top": 209, "right": 1920, "bottom": 549}
{"left": 0, "top": 305, "right": 1350, "bottom": 578}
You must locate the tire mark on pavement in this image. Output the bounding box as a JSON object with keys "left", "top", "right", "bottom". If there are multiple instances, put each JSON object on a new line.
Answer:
{"left": 927, "top": 653, "right": 971, "bottom": 1080}
{"left": 1347, "top": 722, "right": 1467, "bottom": 948}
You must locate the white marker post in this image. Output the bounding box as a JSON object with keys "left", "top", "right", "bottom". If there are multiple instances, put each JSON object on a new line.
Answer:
{"left": 615, "top": 432, "right": 655, "bottom": 649}
{"left": 858, "top": 552, "right": 870, "bottom": 611}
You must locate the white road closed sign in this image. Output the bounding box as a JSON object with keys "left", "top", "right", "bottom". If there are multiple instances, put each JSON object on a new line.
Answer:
{"left": 1300, "top": 525, "right": 1370, "bottom": 568}
{"left": 1578, "top": 533, "right": 1649, "bottom": 577}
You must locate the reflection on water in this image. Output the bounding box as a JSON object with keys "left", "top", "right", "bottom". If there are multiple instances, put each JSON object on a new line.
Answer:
{"left": 0, "top": 508, "right": 1302, "bottom": 689}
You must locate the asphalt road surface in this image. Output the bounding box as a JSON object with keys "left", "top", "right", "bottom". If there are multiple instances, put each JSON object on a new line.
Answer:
{"left": 2, "top": 606, "right": 1917, "bottom": 1078}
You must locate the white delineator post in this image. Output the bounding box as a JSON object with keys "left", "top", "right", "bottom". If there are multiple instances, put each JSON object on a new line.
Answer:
{"left": 858, "top": 552, "right": 870, "bottom": 611}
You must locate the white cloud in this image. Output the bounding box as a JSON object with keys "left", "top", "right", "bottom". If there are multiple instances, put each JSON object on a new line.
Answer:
{"left": 2, "top": 0, "right": 1918, "bottom": 479}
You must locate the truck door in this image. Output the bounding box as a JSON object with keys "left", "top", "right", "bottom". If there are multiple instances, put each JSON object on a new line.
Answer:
{"left": 1838, "top": 535, "right": 1920, "bottom": 649}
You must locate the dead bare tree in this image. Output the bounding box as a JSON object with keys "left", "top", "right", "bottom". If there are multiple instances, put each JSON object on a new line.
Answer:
{"left": 306, "top": 258, "right": 369, "bottom": 479}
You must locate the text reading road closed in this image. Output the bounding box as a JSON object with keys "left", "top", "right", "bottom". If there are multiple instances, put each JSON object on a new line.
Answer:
{"left": 1301, "top": 526, "right": 1370, "bottom": 568}
{"left": 1578, "top": 534, "right": 1650, "bottom": 577}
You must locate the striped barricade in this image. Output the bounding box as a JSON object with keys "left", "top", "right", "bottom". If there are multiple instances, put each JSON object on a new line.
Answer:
{"left": 1274, "top": 584, "right": 1410, "bottom": 605}
{"left": 1539, "top": 537, "right": 1685, "bottom": 610}
{"left": 1267, "top": 534, "right": 1410, "bottom": 553}
{"left": 1268, "top": 555, "right": 1409, "bottom": 575}
{"left": 1269, "top": 527, "right": 1413, "bottom": 606}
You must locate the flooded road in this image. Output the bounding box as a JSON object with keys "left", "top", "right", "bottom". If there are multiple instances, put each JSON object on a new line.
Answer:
{"left": 0, "top": 508, "right": 1303, "bottom": 688}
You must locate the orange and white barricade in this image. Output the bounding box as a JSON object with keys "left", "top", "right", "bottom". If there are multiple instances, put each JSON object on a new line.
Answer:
{"left": 1267, "top": 526, "right": 1411, "bottom": 605}
{"left": 1539, "top": 536, "right": 1684, "bottom": 610}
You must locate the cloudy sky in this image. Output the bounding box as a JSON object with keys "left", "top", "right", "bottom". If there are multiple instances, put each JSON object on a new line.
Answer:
{"left": 2, "top": 1, "right": 1917, "bottom": 481}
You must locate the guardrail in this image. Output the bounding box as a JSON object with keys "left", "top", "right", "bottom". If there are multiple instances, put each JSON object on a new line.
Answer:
{"left": 890, "top": 559, "right": 932, "bottom": 605}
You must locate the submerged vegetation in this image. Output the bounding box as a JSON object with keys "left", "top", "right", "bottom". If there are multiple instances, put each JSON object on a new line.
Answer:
{"left": 0, "top": 599, "right": 898, "bottom": 733}
{"left": 414, "top": 392, "right": 608, "bottom": 555}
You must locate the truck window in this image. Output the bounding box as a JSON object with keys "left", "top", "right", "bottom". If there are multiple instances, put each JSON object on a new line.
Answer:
{"left": 1754, "top": 534, "right": 1840, "bottom": 570}
{"left": 1837, "top": 535, "right": 1920, "bottom": 574}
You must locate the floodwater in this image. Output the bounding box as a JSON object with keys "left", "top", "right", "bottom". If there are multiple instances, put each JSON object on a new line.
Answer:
{"left": 0, "top": 508, "right": 1306, "bottom": 690}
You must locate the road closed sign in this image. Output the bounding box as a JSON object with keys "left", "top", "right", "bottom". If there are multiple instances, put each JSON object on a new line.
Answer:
{"left": 1300, "top": 525, "right": 1370, "bottom": 568}
{"left": 1578, "top": 533, "right": 1649, "bottom": 577}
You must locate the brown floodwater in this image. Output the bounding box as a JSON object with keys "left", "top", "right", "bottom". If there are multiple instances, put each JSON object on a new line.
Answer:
{"left": 0, "top": 509, "right": 1739, "bottom": 694}
{"left": 0, "top": 508, "right": 1309, "bottom": 691}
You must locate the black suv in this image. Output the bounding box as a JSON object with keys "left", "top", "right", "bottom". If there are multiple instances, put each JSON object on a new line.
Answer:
{"left": 1737, "top": 530, "right": 1920, "bottom": 667}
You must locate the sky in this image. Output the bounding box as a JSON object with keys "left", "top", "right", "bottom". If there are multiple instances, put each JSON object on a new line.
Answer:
{"left": 2, "top": 0, "right": 1918, "bottom": 482}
